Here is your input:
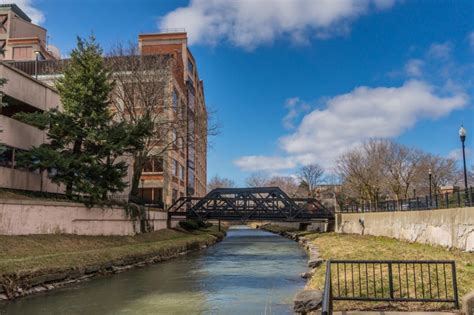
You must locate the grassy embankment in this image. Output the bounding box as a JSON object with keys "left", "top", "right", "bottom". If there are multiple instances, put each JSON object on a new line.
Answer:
{"left": 0, "top": 226, "right": 225, "bottom": 298}
{"left": 262, "top": 225, "right": 473, "bottom": 311}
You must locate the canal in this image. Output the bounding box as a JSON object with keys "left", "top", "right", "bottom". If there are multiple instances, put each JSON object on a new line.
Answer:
{"left": 1, "top": 226, "right": 307, "bottom": 314}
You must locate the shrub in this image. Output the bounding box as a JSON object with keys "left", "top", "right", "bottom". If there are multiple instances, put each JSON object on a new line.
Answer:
{"left": 179, "top": 219, "right": 199, "bottom": 231}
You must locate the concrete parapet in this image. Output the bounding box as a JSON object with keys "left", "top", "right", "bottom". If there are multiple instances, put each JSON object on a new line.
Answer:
{"left": 336, "top": 207, "right": 474, "bottom": 251}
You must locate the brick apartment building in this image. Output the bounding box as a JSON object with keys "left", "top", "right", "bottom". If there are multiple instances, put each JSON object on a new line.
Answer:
{"left": 0, "top": 5, "right": 208, "bottom": 208}
{"left": 139, "top": 32, "right": 208, "bottom": 202}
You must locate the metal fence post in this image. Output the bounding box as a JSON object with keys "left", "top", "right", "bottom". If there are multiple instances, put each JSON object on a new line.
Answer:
{"left": 388, "top": 262, "right": 394, "bottom": 299}
{"left": 452, "top": 262, "right": 459, "bottom": 309}
{"left": 445, "top": 193, "right": 449, "bottom": 209}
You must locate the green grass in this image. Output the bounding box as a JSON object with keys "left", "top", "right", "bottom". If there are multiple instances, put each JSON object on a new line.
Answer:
{"left": 306, "top": 233, "right": 474, "bottom": 311}
{"left": 0, "top": 226, "right": 224, "bottom": 276}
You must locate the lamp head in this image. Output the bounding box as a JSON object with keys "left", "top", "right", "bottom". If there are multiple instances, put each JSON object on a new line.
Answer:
{"left": 459, "top": 126, "right": 466, "bottom": 141}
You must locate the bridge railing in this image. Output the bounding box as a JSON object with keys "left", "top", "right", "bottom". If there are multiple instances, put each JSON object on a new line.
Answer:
{"left": 340, "top": 186, "right": 473, "bottom": 213}
{"left": 321, "top": 259, "right": 459, "bottom": 314}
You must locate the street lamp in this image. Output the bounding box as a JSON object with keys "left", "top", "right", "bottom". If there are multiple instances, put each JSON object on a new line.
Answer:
{"left": 141, "top": 178, "right": 145, "bottom": 202}
{"left": 459, "top": 126, "right": 469, "bottom": 205}
{"left": 34, "top": 51, "right": 40, "bottom": 80}
{"left": 428, "top": 168, "right": 432, "bottom": 207}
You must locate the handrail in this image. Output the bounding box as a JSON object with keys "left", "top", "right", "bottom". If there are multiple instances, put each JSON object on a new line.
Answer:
{"left": 321, "top": 260, "right": 333, "bottom": 315}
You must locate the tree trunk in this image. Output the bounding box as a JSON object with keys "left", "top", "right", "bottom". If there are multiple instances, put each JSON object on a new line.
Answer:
{"left": 130, "top": 154, "right": 144, "bottom": 198}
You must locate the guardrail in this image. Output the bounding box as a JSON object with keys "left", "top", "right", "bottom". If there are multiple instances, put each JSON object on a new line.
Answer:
{"left": 340, "top": 187, "right": 473, "bottom": 213}
{"left": 321, "top": 260, "right": 459, "bottom": 314}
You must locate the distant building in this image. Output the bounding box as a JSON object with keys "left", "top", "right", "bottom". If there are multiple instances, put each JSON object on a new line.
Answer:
{"left": 0, "top": 4, "right": 59, "bottom": 61}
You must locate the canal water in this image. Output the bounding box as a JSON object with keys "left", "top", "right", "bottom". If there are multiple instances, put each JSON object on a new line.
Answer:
{"left": 0, "top": 226, "right": 307, "bottom": 315}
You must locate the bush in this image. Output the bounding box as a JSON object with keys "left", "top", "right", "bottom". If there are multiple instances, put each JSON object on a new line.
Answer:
{"left": 178, "top": 218, "right": 212, "bottom": 231}
{"left": 178, "top": 219, "right": 200, "bottom": 231}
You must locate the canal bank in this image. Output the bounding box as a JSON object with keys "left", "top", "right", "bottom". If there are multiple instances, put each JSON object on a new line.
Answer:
{"left": 0, "top": 226, "right": 226, "bottom": 301}
{"left": 0, "top": 226, "right": 308, "bottom": 314}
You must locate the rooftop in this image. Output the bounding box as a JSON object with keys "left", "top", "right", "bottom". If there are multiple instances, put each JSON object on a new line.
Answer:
{"left": 0, "top": 4, "right": 32, "bottom": 23}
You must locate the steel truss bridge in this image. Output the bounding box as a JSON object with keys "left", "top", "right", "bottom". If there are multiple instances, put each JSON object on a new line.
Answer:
{"left": 168, "top": 187, "right": 334, "bottom": 222}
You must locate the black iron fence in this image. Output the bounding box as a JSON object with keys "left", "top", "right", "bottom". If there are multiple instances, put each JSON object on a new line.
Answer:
{"left": 321, "top": 260, "right": 459, "bottom": 314}
{"left": 340, "top": 187, "right": 473, "bottom": 213}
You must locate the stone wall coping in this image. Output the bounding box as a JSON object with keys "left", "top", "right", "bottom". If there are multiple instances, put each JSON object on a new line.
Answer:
{"left": 338, "top": 206, "right": 474, "bottom": 216}
{"left": 0, "top": 198, "right": 123, "bottom": 209}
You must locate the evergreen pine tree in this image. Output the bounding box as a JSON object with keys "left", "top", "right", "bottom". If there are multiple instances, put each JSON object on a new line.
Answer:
{"left": 15, "top": 36, "right": 144, "bottom": 202}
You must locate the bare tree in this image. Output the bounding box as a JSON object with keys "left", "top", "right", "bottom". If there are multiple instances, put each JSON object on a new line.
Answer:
{"left": 207, "top": 175, "right": 235, "bottom": 191}
{"left": 245, "top": 172, "right": 269, "bottom": 187}
{"left": 417, "top": 153, "right": 459, "bottom": 194}
{"left": 336, "top": 139, "right": 389, "bottom": 207}
{"left": 297, "top": 163, "right": 325, "bottom": 197}
{"left": 107, "top": 43, "right": 217, "bottom": 198}
{"left": 266, "top": 176, "right": 299, "bottom": 196}
{"left": 384, "top": 141, "right": 424, "bottom": 204}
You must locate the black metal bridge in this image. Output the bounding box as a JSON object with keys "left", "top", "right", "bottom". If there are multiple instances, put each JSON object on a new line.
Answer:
{"left": 168, "top": 187, "right": 334, "bottom": 222}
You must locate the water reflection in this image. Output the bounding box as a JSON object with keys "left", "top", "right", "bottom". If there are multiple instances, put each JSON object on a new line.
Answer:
{"left": 0, "top": 226, "right": 307, "bottom": 315}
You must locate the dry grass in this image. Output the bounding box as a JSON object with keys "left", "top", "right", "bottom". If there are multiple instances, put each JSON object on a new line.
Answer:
{"left": 0, "top": 227, "right": 224, "bottom": 276}
{"left": 306, "top": 233, "right": 473, "bottom": 311}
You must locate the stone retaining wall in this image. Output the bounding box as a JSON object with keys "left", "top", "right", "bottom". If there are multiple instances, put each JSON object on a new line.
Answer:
{"left": 0, "top": 199, "right": 168, "bottom": 235}
{"left": 336, "top": 207, "right": 474, "bottom": 251}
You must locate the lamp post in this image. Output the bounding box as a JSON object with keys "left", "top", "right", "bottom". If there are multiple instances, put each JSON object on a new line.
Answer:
{"left": 459, "top": 126, "right": 469, "bottom": 205}
{"left": 141, "top": 178, "right": 145, "bottom": 202}
{"left": 34, "top": 51, "right": 40, "bottom": 79}
{"left": 428, "top": 168, "right": 432, "bottom": 208}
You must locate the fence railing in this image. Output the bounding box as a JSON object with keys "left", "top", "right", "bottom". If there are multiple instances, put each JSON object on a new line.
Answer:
{"left": 321, "top": 260, "right": 459, "bottom": 314}
{"left": 340, "top": 187, "right": 473, "bottom": 213}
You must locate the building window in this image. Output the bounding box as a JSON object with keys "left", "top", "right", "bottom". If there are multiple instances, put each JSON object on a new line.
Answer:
{"left": 179, "top": 164, "right": 185, "bottom": 180}
{"left": 172, "top": 188, "right": 178, "bottom": 203}
{"left": 143, "top": 156, "right": 163, "bottom": 173}
{"left": 188, "top": 58, "right": 194, "bottom": 74}
{"left": 171, "top": 159, "right": 179, "bottom": 177}
{"left": 137, "top": 187, "right": 164, "bottom": 206}
{"left": 172, "top": 89, "right": 178, "bottom": 112}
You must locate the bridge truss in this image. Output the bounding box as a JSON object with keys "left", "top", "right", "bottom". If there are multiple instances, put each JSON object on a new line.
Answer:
{"left": 168, "top": 187, "right": 334, "bottom": 222}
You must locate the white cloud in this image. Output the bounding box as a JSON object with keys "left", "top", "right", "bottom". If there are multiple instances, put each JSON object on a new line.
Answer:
{"left": 0, "top": 0, "right": 45, "bottom": 24}
{"left": 428, "top": 42, "right": 452, "bottom": 59}
{"left": 468, "top": 31, "right": 474, "bottom": 50}
{"left": 159, "top": 0, "right": 400, "bottom": 49}
{"left": 282, "top": 97, "right": 311, "bottom": 129}
{"left": 404, "top": 59, "right": 424, "bottom": 77}
{"left": 233, "top": 156, "right": 297, "bottom": 172}
{"left": 235, "top": 80, "right": 468, "bottom": 171}
{"left": 447, "top": 148, "right": 471, "bottom": 161}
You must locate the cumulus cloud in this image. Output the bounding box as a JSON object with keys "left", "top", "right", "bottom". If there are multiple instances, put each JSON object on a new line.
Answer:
{"left": 234, "top": 155, "right": 297, "bottom": 172}
{"left": 404, "top": 59, "right": 424, "bottom": 77}
{"left": 428, "top": 42, "right": 452, "bottom": 59}
{"left": 159, "top": 0, "right": 400, "bottom": 49}
{"left": 282, "top": 97, "right": 311, "bottom": 129}
{"left": 0, "top": 0, "right": 45, "bottom": 24}
{"left": 235, "top": 80, "right": 468, "bottom": 171}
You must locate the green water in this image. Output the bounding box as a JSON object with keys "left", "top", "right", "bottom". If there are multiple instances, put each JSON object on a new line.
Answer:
{"left": 0, "top": 226, "right": 307, "bottom": 314}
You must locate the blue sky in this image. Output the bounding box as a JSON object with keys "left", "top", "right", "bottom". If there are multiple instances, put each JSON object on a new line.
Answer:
{"left": 11, "top": 0, "right": 474, "bottom": 185}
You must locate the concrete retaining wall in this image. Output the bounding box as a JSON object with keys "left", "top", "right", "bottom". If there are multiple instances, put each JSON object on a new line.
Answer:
{"left": 0, "top": 199, "right": 168, "bottom": 235}
{"left": 336, "top": 207, "right": 474, "bottom": 251}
